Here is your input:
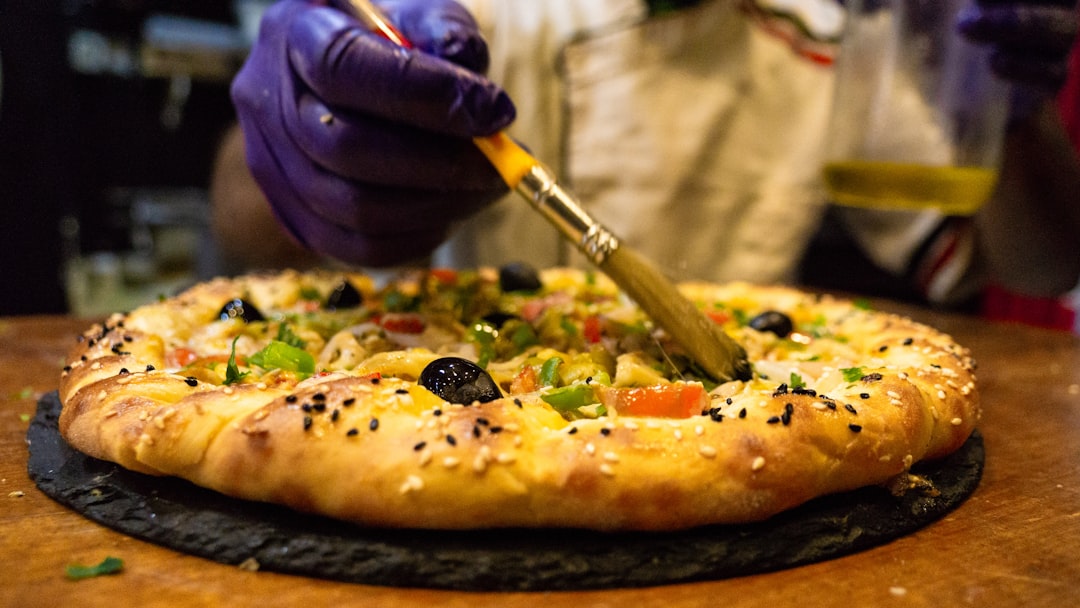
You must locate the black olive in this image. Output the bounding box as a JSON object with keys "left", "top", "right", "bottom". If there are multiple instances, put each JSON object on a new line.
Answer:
{"left": 498, "top": 262, "right": 542, "bottom": 292}
{"left": 326, "top": 280, "right": 363, "bottom": 310}
{"left": 481, "top": 311, "right": 517, "bottom": 328}
{"left": 419, "top": 357, "right": 501, "bottom": 405}
{"left": 749, "top": 310, "right": 793, "bottom": 337}
{"left": 218, "top": 298, "right": 264, "bottom": 323}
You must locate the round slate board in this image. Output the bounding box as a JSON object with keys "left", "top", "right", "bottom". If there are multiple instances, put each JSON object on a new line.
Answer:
{"left": 28, "top": 392, "right": 983, "bottom": 591}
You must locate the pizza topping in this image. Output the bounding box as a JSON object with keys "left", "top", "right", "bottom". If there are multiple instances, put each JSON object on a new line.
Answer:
{"left": 419, "top": 357, "right": 501, "bottom": 405}
{"left": 498, "top": 261, "right": 543, "bottom": 292}
{"left": 218, "top": 298, "right": 265, "bottom": 323}
{"left": 748, "top": 310, "right": 794, "bottom": 337}
{"left": 326, "top": 281, "right": 363, "bottom": 310}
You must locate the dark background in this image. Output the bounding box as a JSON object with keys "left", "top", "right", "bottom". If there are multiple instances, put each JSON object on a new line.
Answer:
{"left": 0, "top": 1, "right": 243, "bottom": 315}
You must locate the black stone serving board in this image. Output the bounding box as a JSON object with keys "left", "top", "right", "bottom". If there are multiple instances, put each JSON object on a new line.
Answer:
{"left": 27, "top": 392, "right": 983, "bottom": 591}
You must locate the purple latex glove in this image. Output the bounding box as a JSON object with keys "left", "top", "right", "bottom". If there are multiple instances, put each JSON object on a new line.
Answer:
{"left": 231, "top": 0, "right": 516, "bottom": 266}
{"left": 957, "top": 1, "right": 1078, "bottom": 90}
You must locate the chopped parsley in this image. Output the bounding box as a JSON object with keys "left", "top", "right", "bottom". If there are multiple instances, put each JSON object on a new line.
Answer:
{"left": 841, "top": 366, "right": 866, "bottom": 383}
{"left": 789, "top": 372, "right": 806, "bottom": 390}
{"left": 65, "top": 556, "right": 123, "bottom": 580}
{"left": 223, "top": 336, "right": 248, "bottom": 386}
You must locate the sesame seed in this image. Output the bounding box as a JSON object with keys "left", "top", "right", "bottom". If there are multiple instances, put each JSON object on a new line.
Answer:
{"left": 950, "top": 417, "right": 963, "bottom": 426}
{"left": 303, "top": 415, "right": 313, "bottom": 430}
{"left": 849, "top": 424, "right": 862, "bottom": 433}
{"left": 347, "top": 428, "right": 359, "bottom": 436}
{"left": 442, "top": 456, "right": 460, "bottom": 468}
{"left": 699, "top": 445, "right": 717, "bottom": 458}
{"left": 738, "top": 408, "right": 747, "bottom": 418}
{"left": 751, "top": 456, "right": 765, "bottom": 471}
{"left": 860, "top": 393, "right": 870, "bottom": 399}
{"left": 568, "top": 427, "right": 579, "bottom": 435}
{"left": 369, "top": 417, "right": 379, "bottom": 431}
{"left": 312, "top": 392, "right": 326, "bottom": 401}
{"left": 343, "top": 397, "right": 356, "bottom": 406}
{"left": 399, "top": 475, "right": 424, "bottom": 494}
{"left": 599, "top": 463, "right": 616, "bottom": 477}
{"left": 418, "top": 449, "right": 433, "bottom": 466}
{"left": 766, "top": 416, "right": 780, "bottom": 424}
{"left": 496, "top": 453, "right": 516, "bottom": 465}
{"left": 413, "top": 441, "right": 426, "bottom": 451}
{"left": 603, "top": 451, "right": 620, "bottom": 463}
{"left": 185, "top": 377, "right": 198, "bottom": 387}
{"left": 845, "top": 404, "right": 858, "bottom": 415}
{"left": 285, "top": 395, "right": 298, "bottom": 403}
{"left": 446, "top": 434, "right": 457, "bottom": 446}
{"left": 585, "top": 442, "right": 596, "bottom": 455}
{"left": 694, "top": 424, "right": 705, "bottom": 436}
{"left": 331, "top": 409, "right": 340, "bottom": 422}
{"left": 145, "top": 365, "right": 155, "bottom": 372}
{"left": 600, "top": 428, "right": 611, "bottom": 436}
{"left": 673, "top": 429, "right": 684, "bottom": 440}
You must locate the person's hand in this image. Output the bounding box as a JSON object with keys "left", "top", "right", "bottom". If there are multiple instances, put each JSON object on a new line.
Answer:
{"left": 957, "top": 1, "right": 1077, "bottom": 91}
{"left": 231, "top": 0, "right": 515, "bottom": 266}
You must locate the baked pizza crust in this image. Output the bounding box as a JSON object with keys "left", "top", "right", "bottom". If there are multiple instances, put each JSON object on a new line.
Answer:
{"left": 58, "top": 269, "right": 979, "bottom": 530}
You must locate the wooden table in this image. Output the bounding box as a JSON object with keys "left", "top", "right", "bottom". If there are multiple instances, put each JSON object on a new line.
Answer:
{"left": 2, "top": 309, "right": 1078, "bottom": 607}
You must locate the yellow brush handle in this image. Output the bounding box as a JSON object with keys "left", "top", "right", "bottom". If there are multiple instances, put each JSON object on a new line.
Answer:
{"left": 472, "top": 133, "right": 538, "bottom": 189}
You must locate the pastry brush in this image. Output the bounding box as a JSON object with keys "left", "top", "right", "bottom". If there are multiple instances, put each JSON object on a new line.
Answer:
{"left": 345, "top": 0, "right": 750, "bottom": 382}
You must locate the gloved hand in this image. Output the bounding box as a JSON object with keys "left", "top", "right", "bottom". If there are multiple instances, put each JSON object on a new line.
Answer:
{"left": 957, "top": 1, "right": 1078, "bottom": 91}
{"left": 231, "top": 0, "right": 516, "bottom": 267}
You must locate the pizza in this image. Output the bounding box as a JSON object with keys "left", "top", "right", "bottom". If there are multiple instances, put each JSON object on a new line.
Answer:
{"left": 57, "top": 265, "right": 979, "bottom": 531}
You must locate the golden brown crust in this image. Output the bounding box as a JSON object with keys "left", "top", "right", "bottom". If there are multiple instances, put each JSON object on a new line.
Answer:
{"left": 57, "top": 269, "right": 979, "bottom": 531}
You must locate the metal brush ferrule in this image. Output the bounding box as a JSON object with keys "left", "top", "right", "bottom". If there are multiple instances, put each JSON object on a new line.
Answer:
{"left": 515, "top": 165, "right": 620, "bottom": 265}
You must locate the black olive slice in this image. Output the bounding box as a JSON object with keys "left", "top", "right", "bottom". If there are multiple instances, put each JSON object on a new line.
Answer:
{"left": 218, "top": 298, "right": 265, "bottom": 323}
{"left": 749, "top": 310, "right": 794, "bottom": 338}
{"left": 419, "top": 357, "right": 501, "bottom": 405}
{"left": 498, "top": 262, "right": 542, "bottom": 292}
{"left": 326, "top": 280, "right": 363, "bottom": 310}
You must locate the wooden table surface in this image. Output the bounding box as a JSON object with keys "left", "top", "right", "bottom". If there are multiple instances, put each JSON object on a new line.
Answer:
{"left": 1, "top": 309, "right": 1078, "bottom": 607}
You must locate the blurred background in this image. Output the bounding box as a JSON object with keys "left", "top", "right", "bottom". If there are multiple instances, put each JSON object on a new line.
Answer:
{"left": 0, "top": 0, "right": 269, "bottom": 317}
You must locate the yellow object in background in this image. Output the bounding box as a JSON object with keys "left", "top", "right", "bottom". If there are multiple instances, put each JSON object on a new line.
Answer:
{"left": 822, "top": 160, "right": 998, "bottom": 216}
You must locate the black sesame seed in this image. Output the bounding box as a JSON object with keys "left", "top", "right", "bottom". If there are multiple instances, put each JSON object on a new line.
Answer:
{"left": 773, "top": 383, "right": 789, "bottom": 396}
{"left": 302, "top": 404, "right": 313, "bottom": 413}
{"left": 371, "top": 377, "right": 381, "bottom": 384}
{"left": 514, "top": 398, "right": 523, "bottom": 408}
{"left": 433, "top": 408, "right": 443, "bottom": 416}
{"left": 878, "top": 345, "right": 889, "bottom": 352}
{"left": 303, "top": 415, "right": 313, "bottom": 430}
{"left": 347, "top": 428, "right": 359, "bottom": 437}
{"left": 725, "top": 397, "right": 734, "bottom": 405}
{"left": 600, "top": 428, "right": 612, "bottom": 436}
{"left": 767, "top": 416, "right": 781, "bottom": 424}
{"left": 861, "top": 373, "right": 883, "bottom": 382}
{"left": 903, "top": 337, "right": 914, "bottom": 346}
{"left": 123, "top": 335, "right": 133, "bottom": 342}
{"left": 709, "top": 408, "right": 725, "bottom": 422}
{"left": 119, "top": 368, "right": 129, "bottom": 375}
{"left": 568, "top": 427, "right": 578, "bottom": 435}
{"left": 845, "top": 404, "right": 858, "bottom": 415}
{"left": 490, "top": 426, "right": 503, "bottom": 434}
{"left": 145, "top": 365, "right": 155, "bottom": 372}
{"left": 369, "top": 418, "right": 379, "bottom": 431}
{"left": 331, "top": 409, "right": 340, "bottom": 422}
{"left": 792, "top": 387, "right": 817, "bottom": 397}
{"left": 312, "top": 392, "right": 326, "bottom": 401}
{"left": 395, "top": 388, "right": 409, "bottom": 395}
{"left": 738, "top": 408, "right": 747, "bottom": 418}
{"left": 312, "top": 403, "right": 326, "bottom": 413}
{"left": 476, "top": 417, "right": 489, "bottom": 426}
{"left": 447, "top": 435, "right": 457, "bottom": 446}
{"left": 473, "top": 425, "right": 481, "bottom": 438}
{"left": 285, "top": 395, "right": 298, "bottom": 403}
{"left": 342, "top": 397, "right": 356, "bottom": 406}
{"left": 413, "top": 441, "right": 427, "bottom": 451}
{"left": 849, "top": 424, "right": 863, "bottom": 433}
{"left": 63, "top": 365, "right": 72, "bottom": 372}
{"left": 185, "top": 377, "right": 198, "bottom": 387}
{"left": 860, "top": 393, "right": 871, "bottom": 399}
